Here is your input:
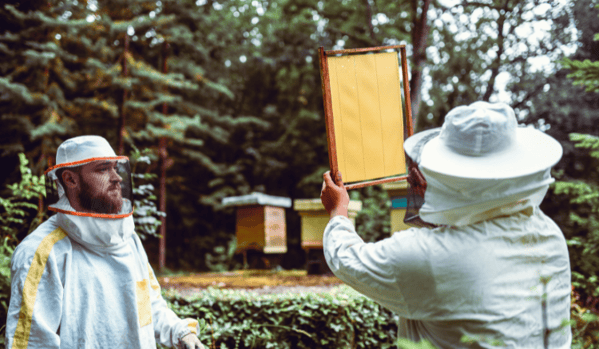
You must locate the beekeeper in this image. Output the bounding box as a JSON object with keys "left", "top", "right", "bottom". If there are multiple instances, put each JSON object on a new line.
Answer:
{"left": 6, "top": 135, "right": 205, "bottom": 349}
{"left": 320, "top": 102, "right": 572, "bottom": 348}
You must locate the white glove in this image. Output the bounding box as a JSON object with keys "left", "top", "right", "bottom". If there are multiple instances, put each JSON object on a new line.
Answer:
{"left": 179, "top": 333, "right": 206, "bottom": 349}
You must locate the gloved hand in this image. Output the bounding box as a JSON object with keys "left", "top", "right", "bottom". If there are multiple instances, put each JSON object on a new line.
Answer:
{"left": 179, "top": 333, "right": 206, "bottom": 349}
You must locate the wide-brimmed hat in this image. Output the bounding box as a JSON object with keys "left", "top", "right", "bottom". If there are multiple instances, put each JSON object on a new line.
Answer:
{"left": 404, "top": 102, "right": 563, "bottom": 179}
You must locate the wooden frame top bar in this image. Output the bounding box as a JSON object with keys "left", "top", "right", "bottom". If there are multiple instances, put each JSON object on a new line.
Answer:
{"left": 326, "top": 45, "right": 406, "bottom": 56}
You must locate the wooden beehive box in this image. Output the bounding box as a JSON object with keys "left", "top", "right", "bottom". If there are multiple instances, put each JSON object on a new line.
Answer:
{"left": 223, "top": 192, "right": 291, "bottom": 254}
{"left": 293, "top": 198, "right": 362, "bottom": 250}
{"left": 382, "top": 181, "right": 411, "bottom": 234}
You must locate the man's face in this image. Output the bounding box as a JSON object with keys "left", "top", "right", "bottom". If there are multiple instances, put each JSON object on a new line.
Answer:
{"left": 76, "top": 161, "right": 123, "bottom": 214}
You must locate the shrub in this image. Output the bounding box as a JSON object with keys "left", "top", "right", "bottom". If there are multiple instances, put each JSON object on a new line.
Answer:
{"left": 571, "top": 290, "right": 599, "bottom": 348}
{"left": 352, "top": 185, "right": 391, "bottom": 243}
{"left": 553, "top": 133, "right": 599, "bottom": 305}
{"left": 0, "top": 153, "right": 46, "bottom": 346}
{"left": 130, "top": 146, "right": 166, "bottom": 241}
{"left": 161, "top": 285, "right": 398, "bottom": 349}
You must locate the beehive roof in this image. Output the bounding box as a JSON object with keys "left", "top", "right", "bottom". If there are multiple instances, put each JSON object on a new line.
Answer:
{"left": 222, "top": 192, "right": 292, "bottom": 208}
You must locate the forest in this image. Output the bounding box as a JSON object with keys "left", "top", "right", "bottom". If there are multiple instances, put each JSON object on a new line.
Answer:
{"left": 1, "top": 0, "right": 599, "bottom": 346}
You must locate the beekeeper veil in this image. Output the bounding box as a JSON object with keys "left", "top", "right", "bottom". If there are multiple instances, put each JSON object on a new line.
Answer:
{"left": 402, "top": 102, "right": 563, "bottom": 227}
{"left": 44, "top": 135, "right": 135, "bottom": 252}
{"left": 403, "top": 129, "right": 441, "bottom": 228}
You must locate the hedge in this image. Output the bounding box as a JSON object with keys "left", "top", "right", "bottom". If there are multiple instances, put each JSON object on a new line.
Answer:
{"left": 161, "top": 285, "right": 399, "bottom": 349}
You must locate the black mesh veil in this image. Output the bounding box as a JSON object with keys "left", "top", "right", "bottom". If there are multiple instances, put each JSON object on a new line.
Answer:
{"left": 404, "top": 156, "right": 438, "bottom": 228}
{"left": 403, "top": 129, "right": 441, "bottom": 228}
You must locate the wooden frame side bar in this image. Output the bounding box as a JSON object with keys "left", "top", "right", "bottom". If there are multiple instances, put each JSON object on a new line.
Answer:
{"left": 400, "top": 46, "right": 414, "bottom": 137}
{"left": 318, "top": 47, "right": 340, "bottom": 183}
{"left": 326, "top": 45, "right": 405, "bottom": 56}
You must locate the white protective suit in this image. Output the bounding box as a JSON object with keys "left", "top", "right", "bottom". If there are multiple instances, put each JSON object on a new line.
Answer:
{"left": 6, "top": 203, "right": 198, "bottom": 349}
{"left": 6, "top": 136, "right": 199, "bottom": 349}
{"left": 323, "top": 168, "right": 572, "bottom": 348}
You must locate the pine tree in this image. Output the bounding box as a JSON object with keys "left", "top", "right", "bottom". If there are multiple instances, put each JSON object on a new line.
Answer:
{"left": 549, "top": 2, "right": 599, "bottom": 307}
{"left": 0, "top": 0, "right": 266, "bottom": 270}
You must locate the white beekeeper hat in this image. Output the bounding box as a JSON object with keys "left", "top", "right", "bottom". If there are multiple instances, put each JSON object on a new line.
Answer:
{"left": 54, "top": 135, "right": 118, "bottom": 165}
{"left": 404, "top": 102, "right": 563, "bottom": 179}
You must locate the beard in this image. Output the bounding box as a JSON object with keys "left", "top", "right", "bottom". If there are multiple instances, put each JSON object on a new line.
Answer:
{"left": 78, "top": 179, "right": 123, "bottom": 214}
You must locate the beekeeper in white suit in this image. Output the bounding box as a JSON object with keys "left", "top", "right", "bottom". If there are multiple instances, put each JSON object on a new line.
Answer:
{"left": 6, "top": 135, "right": 205, "bottom": 349}
{"left": 320, "top": 102, "right": 572, "bottom": 348}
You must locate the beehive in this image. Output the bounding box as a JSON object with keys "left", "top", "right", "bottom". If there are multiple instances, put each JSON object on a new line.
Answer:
{"left": 293, "top": 198, "right": 362, "bottom": 249}
{"left": 222, "top": 192, "right": 291, "bottom": 254}
{"left": 381, "top": 181, "right": 412, "bottom": 233}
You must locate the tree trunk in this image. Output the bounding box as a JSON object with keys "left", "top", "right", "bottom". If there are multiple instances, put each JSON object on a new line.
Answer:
{"left": 118, "top": 35, "right": 129, "bottom": 155}
{"left": 411, "top": 0, "right": 430, "bottom": 131}
{"left": 158, "top": 136, "right": 167, "bottom": 271}
{"left": 158, "top": 41, "right": 169, "bottom": 272}
{"left": 364, "top": 0, "right": 377, "bottom": 42}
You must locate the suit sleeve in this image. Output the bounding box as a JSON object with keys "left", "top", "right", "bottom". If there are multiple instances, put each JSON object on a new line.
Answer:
{"left": 146, "top": 261, "right": 199, "bottom": 348}
{"left": 5, "top": 228, "right": 69, "bottom": 349}
{"left": 323, "top": 215, "right": 421, "bottom": 317}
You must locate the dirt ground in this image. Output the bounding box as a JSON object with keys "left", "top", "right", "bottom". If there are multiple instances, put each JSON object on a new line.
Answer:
{"left": 158, "top": 269, "right": 344, "bottom": 297}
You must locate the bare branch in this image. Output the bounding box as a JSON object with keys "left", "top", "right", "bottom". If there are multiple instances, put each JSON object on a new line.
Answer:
{"left": 482, "top": 0, "right": 512, "bottom": 101}
{"left": 460, "top": 1, "right": 512, "bottom": 11}
{"left": 327, "top": 27, "right": 377, "bottom": 47}
{"left": 511, "top": 82, "right": 547, "bottom": 110}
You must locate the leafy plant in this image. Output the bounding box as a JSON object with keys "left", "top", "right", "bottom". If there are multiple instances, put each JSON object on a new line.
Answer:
{"left": 351, "top": 185, "right": 391, "bottom": 243}
{"left": 562, "top": 57, "right": 599, "bottom": 93}
{"left": 553, "top": 133, "right": 599, "bottom": 303}
{"left": 396, "top": 338, "right": 437, "bottom": 349}
{"left": 0, "top": 153, "right": 47, "bottom": 346}
{"left": 205, "top": 236, "right": 241, "bottom": 272}
{"left": 129, "top": 146, "right": 165, "bottom": 240}
{"left": 571, "top": 288, "right": 599, "bottom": 348}
{"left": 160, "top": 285, "right": 399, "bottom": 349}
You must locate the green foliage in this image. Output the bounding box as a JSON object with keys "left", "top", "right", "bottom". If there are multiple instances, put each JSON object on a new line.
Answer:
{"left": 523, "top": 0, "right": 599, "bottom": 311}
{"left": 351, "top": 185, "right": 391, "bottom": 243}
{"left": 0, "top": 239, "right": 14, "bottom": 347}
{"left": 0, "top": 153, "right": 47, "bottom": 346}
{"left": 160, "top": 285, "right": 398, "bottom": 349}
{"left": 157, "top": 286, "right": 599, "bottom": 349}
{"left": 420, "top": 0, "right": 564, "bottom": 130}
{"left": 396, "top": 338, "right": 437, "bottom": 349}
{"left": 560, "top": 3, "right": 599, "bottom": 94}
{"left": 571, "top": 295, "right": 599, "bottom": 348}
{"left": 205, "top": 237, "right": 241, "bottom": 272}
{"left": 553, "top": 133, "right": 599, "bottom": 300}
{"left": 562, "top": 58, "right": 599, "bottom": 93}
{"left": 0, "top": 154, "right": 45, "bottom": 238}
{"left": 130, "top": 146, "right": 165, "bottom": 240}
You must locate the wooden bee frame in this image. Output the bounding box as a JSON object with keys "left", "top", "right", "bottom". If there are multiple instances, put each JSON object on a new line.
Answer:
{"left": 319, "top": 45, "right": 414, "bottom": 190}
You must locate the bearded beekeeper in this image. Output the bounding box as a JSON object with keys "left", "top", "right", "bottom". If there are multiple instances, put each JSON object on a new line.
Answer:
{"left": 320, "top": 102, "right": 572, "bottom": 348}
{"left": 6, "top": 136, "right": 205, "bottom": 349}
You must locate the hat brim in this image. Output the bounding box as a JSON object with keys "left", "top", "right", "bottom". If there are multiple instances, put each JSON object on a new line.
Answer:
{"left": 420, "top": 127, "right": 563, "bottom": 179}
{"left": 404, "top": 128, "right": 441, "bottom": 162}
